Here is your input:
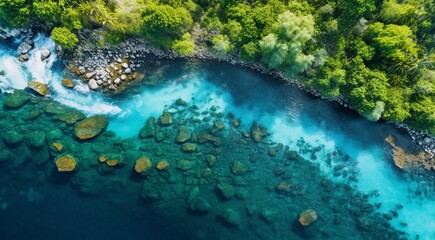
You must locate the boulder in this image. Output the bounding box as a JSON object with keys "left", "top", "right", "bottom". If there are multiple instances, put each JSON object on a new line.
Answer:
{"left": 299, "top": 209, "right": 318, "bottom": 226}
{"left": 205, "top": 155, "right": 217, "bottom": 167}
{"left": 99, "top": 153, "right": 123, "bottom": 167}
{"left": 88, "top": 79, "right": 99, "bottom": 90}
{"left": 74, "top": 115, "right": 108, "bottom": 140}
{"left": 27, "top": 80, "right": 50, "bottom": 96}
{"left": 176, "top": 126, "right": 191, "bottom": 143}
{"left": 177, "top": 160, "right": 195, "bottom": 171}
{"left": 17, "top": 41, "right": 32, "bottom": 55}
{"left": 217, "top": 183, "right": 235, "bottom": 199}
{"left": 182, "top": 143, "right": 197, "bottom": 153}
{"left": 61, "top": 78, "right": 75, "bottom": 88}
{"left": 251, "top": 123, "right": 267, "bottom": 143}
{"left": 139, "top": 117, "right": 156, "bottom": 138}
{"left": 50, "top": 142, "right": 64, "bottom": 152}
{"left": 85, "top": 71, "right": 97, "bottom": 79}
{"left": 231, "top": 161, "right": 247, "bottom": 175}
{"left": 18, "top": 54, "right": 29, "bottom": 62}
{"left": 159, "top": 112, "right": 173, "bottom": 126}
{"left": 189, "top": 197, "right": 211, "bottom": 213}
{"left": 135, "top": 156, "right": 153, "bottom": 175}
{"left": 40, "top": 48, "right": 51, "bottom": 61}
{"left": 276, "top": 181, "right": 292, "bottom": 194}
{"left": 28, "top": 131, "right": 46, "bottom": 148}
{"left": 55, "top": 154, "right": 78, "bottom": 172}
{"left": 5, "top": 131, "right": 24, "bottom": 145}
{"left": 175, "top": 98, "right": 187, "bottom": 106}
{"left": 4, "top": 90, "right": 30, "bottom": 108}
{"left": 222, "top": 209, "right": 241, "bottom": 226}
{"left": 156, "top": 160, "right": 169, "bottom": 170}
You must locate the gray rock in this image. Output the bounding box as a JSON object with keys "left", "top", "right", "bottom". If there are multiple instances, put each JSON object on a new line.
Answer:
{"left": 40, "top": 48, "right": 51, "bottom": 61}
{"left": 88, "top": 79, "right": 99, "bottom": 90}
{"left": 114, "top": 78, "right": 121, "bottom": 84}
{"left": 125, "top": 68, "right": 132, "bottom": 74}
{"left": 17, "top": 41, "right": 32, "bottom": 55}
{"left": 122, "top": 63, "right": 128, "bottom": 68}
{"left": 85, "top": 71, "right": 97, "bottom": 79}
{"left": 18, "top": 54, "right": 29, "bottom": 62}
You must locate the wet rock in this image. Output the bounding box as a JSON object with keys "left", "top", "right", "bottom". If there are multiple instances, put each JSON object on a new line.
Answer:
{"left": 139, "top": 117, "right": 156, "bottom": 138}
{"left": 177, "top": 160, "right": 195, "bottom": 171}
{"left": 55, "top": 154, "right": 78, "bottom": 172}
{"left": 189, "top": 197, "right": 210, "bottom": 213}
{"left": 299, "top": 209, "right": 318, "bottom": 226}
{"left": 135, "top": 156, "right": 153, "bottom": 175}
{"left": 4, "top": 90, "right": 30, "bottom": 108}
{"left": 159, "top": 112, "right": 173, "bottom": 126}
{"left": 18, "top": 54, "right": 29, "bottom": 62}
{"left": 182, "top": 143, "right": 197, "bottom": 153}
{"left": 46, "top": 129, "right": 63, "bottom": 141}
{"left": 156, "top": 160, "right": 169, "bottom": 170}
{"left": 74, "top": 115, "right": 108, "bottom": 140}
{"left": 27, "top": 81, "right": 50, "bottom": 96}
{"left": 231, "top": 119, "right": 240, "bottom": 127}
{"left": 198, "top": 132, "right": 218, "bottom": 144}
{"left": 88, "top": 79, "right": 99, "bottom": 90}
{"left": 222, "top": 209, "right": 241, "bottom": 226}
{"left": 217, "top": 183, "right": 235, "bottom": 199}
{"left": 206, "top": 155, "right": 217, "bottom": 167}
{"left": 17, "top": 41, "right": 32, "bottom": 55}
{"left": 125, "top": 68, "right": 132, "bottom": 74}
{"left": 85, "top": 71, "right": 97, "bottom": 79}
{"left": 176, "top": 126, "right": 191, "bottom": 143}
{"left": 357, "top": 216, "right": 373, "bottom": 230}
{"left": 286, "top": 150, "right": 299, "bottom": 160}
{"left": 28, "top": 131, "right": 46, "bottom": 148}
{"left": 201, "top": 168, "right": 213, "bottom": 178}
{"left": 61, "top": 78, "right": 75, "bottom": 88}
{"left": 231, "top": 161, "right": 247, "bottom": 175}
{"left": 40, "top": 48, "right": 51, "bottom": 61}
{"left": 214, "top": 120, "right": 225, "bottom": 130}
{"left": 251, "top": 123, "right": 267, "bottom": 142}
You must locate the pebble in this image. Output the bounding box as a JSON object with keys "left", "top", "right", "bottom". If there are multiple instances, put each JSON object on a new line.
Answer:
{"left": 114, "top": 78, "right": 121, "bottom": 84}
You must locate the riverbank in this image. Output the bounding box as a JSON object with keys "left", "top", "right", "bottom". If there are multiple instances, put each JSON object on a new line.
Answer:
{"left": 65, "top": 28, "right": 434, "bottom": 163}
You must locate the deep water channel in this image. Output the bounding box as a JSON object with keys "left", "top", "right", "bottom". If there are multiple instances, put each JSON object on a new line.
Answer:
{"left": 0, "top": 35, "right": 434, "bottom": 240}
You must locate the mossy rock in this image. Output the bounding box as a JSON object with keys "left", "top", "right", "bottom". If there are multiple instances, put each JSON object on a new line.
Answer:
{"left": 139, "top": 117, "right": 156, "bottom": 138}
{"left": 99, "top": 153, "right": 123, "bottom": 167}
{"left": 299, "top": 209, "right": 318, "bottom": 226}
{"left": 181, "top": 143, "right": 197, "bottom": 153}
{"left": 177, "top": 160, "right": 195, "bottom": 171}
{"left": 159, "top": 112, "right": 173, "bottom": 126}
{"left": 27, "top": 80, "right": 50, "bottom": 96}
{"left": 156, "top": 160, "right": 169, "bottom": 170}
{"left": 61, "top": 78, "right": 75, "bottom": 88}
{"left": 217, "top": 183, "right": 235, "bottom": 199}
{"left": 5, "top": 131, "right": 24, "bottom": 145}
{"left": 176, "top": 126, "right": 191, "bottom": 143}
{"left": 55, "top": 154, "right": 78, "bottom": 172}
{"left": 74, "top": 115, "right": 108, "bottom": 140}
{"left": 135, "top": 156, "right": 153, "bottom": 175}
{"left": 250, "top": 123, "right": 267, "bottom": 143}
{"left": 222, "top": 209, "right": 241, "bottom": 226}
{"left": 4, "top": 90, "right": 30, "bottom": 109}
{"left": 231, "top": 161, "right": 247, "bottom": 175}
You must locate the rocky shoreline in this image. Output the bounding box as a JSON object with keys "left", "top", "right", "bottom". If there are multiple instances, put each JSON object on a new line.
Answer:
{"left": 1, "top": 27, "right": 434, "bottom": 162}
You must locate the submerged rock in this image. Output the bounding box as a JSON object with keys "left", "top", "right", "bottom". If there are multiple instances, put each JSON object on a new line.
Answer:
{"left": 61, "top": 78, "right": 75, "bottom": 88}
{"left": 156, "top": 160, "right": 169, "bottom": 170}
{"left": 50, "top": 142, "right": 64, "bottom": 152}
{"left": 4, "top": 131, "right": 24, "bottom": 145}
{"left": 28, "top": 131, "right": 46, "bottom": 148}
{"left": 27, "top": 80, "right": 50, "bottom": 96}
{"left": 4, "top": 90, "right": 30, "bottom": 108}
{"left": 217, "top": 183, "right": 235, "bottom": 199}
{"left": 159, "top": 112, "right": 173, "bottom": 126}
{"left": 55, "top": 154, "right": 78, "bottom": 172}
{"left": 182, "top": 143, "right": 197, "bottom": 153}
{"left": 74, "top": 115, "right": 108, "bottom": 140}
{"left": 177, "top": 160, "right": 195, "bottom": 171}
{"left": 135, "top": 156, "right": 153, "bottom": 175}
{"left": 99, "top": 154, "right": 123, "bottom": 167}
{"left": 176, "top": 126, "right": 191, "bottom": 143}
{"left": 250, "top": 123, "right": 267, "bottom": 143}
{"left": 139, "top": 117, "right": 156, "bottom": 138}
{"left": 189, "top": 197, "right": 211, "bottom": 213}
{"left": 299, "top": 209, "right": 318, "bottom": 226}
{"left": 231, "top": 161, "right": 247, "bottom": 175}
{"left": 222, "top": 209, "right": 241, "bottom": 226}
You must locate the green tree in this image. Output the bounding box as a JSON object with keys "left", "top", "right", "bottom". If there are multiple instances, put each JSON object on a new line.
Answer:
{"left": 0, "top": 0, "right": 32, "bottom": 27}
{"left": 51, "top": 27, "right": 79, "bottom": 51}
{"left": 33, "top": 0, "right": 62, "bottom": 28}
{"left": 337, "top": 0, "right": 375, "bottom": 33}
{"left": 172, "top": 33, "right": 195, "bottom": 55}
{"left": 212, "top": 34, "right": 233, "bottom": 55}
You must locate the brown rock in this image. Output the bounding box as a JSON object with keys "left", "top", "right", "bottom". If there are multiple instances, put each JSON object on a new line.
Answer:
{"left": 299, "top": 209, "right": 318, "bottom": 226}
{"left": 74, "top": 115, "right": 108, "bottom": 140}
{"left": 135, "top": 156, "right": 153, "bottom": 174}
{"left": 51, "top": 142, "right": 63, "bottom": 152}
{"left": 156, "top": 160, "right": 169, "bottom": 170}
{"left": 55, "top": 154, "right": 77, "bottom": 172}
{"left": 27, "top": 80, "right": 50, "bottom": 96}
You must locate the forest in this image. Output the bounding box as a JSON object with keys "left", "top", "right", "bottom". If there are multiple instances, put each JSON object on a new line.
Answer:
{"left": 1, "top": 0, "right": 434, "bottom": 134}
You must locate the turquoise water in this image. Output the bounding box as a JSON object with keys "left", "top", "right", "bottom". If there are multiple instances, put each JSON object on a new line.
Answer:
{"left": 0, "top": 35, "right": 434, "bottom": 239}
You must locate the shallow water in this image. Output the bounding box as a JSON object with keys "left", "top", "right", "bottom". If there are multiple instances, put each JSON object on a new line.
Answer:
{"left": 0, "top": 35, "right": 434, "bottom": 240}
